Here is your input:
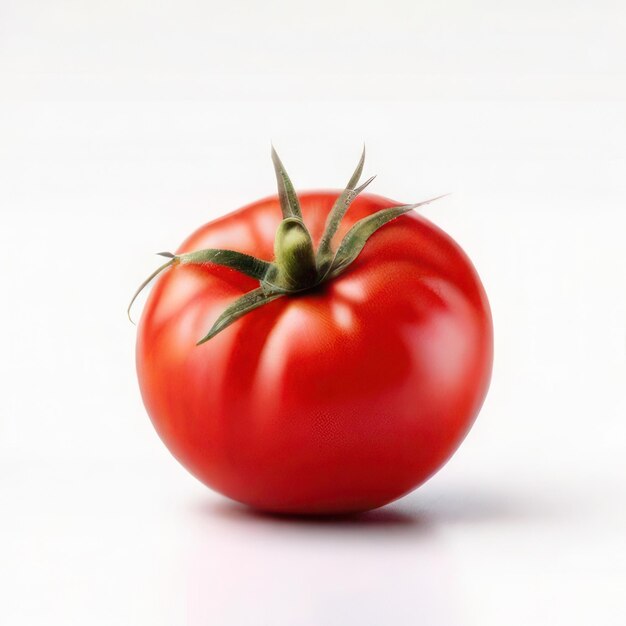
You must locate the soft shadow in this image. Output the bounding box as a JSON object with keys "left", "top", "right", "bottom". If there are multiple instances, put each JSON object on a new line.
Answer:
{"left": 191, "top": 483, "right": 559, "bottom": 533}
{"left": 206, "top": 499, "right": 421, "bottom": 527}
{"left": 190, "top": 498, "right": 436, "bottom": 540}
{"left": 390, "top": 485, "right": 563, "bottom": 526}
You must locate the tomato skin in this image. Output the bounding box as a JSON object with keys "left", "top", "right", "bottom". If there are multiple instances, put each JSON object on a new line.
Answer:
{"left": 136, "top": 192, "right": 493, "bottom": 514}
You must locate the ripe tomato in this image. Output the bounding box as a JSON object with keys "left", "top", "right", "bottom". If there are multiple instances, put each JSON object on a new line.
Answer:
{"left": 134, "top": 152, "right": 493, "bottom": 514}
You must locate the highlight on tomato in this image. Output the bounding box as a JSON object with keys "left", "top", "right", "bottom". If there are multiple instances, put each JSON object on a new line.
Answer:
{"left": 129, "top": 147, "right": 493, "bottom": 515}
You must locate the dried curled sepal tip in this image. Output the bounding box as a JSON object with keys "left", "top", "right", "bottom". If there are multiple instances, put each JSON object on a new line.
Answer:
{"left": 127, "top": 256, "right": 177, "bottom": 324}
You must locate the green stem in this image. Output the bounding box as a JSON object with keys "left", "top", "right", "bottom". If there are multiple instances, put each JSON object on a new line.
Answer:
{"left": 273, "top": 218, "right": 318, "bottom": 290}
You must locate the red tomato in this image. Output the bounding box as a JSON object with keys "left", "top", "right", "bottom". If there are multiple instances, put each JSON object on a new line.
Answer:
{"left": 135, "top": 190, "right": 492, "bottom": 514}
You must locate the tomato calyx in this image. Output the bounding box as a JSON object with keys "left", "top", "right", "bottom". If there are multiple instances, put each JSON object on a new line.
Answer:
{"left": 128, "top": 147, "right": 446, "bottom": 344}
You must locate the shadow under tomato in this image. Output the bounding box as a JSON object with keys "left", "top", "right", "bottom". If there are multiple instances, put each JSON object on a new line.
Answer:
{"left": 208, "top": 500, "right": 420, "bottom": 527}
{"left": 192, "top": 498, "right": 436, "bottom": 544}
{"left": 192, "top": 482, "right": 559, "bottom": 533}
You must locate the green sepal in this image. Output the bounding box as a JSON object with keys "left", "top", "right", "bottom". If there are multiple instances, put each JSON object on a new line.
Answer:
{"left": 329, "top": 195, "right": 448, "bottom": 277}
{"left": 177, "top": 248, "right": 275, "bottom": 282}
{"left": 345, "top": 145, "right": 366, "bottom": 190}
{"left": 127, "top": 249, "right": 277, "bottom": 323}
{"left": 196, "top": 286, "right": 284, "bottom": 345}
{"left": 271, "top": 146, "right": 303, "bottom": 221}
{"left": 316, "top": 175, "right": 376, "bottom": 278}
{"left": 316, "top": 147, "right": 369, "bottom": 265}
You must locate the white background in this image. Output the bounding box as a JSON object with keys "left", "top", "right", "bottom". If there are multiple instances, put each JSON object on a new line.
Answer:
{"left": 1, "top": 1, "right": 625, "bottom": 624}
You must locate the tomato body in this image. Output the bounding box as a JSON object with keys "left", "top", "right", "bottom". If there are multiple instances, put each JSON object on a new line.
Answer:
{"left": 136, "top": 192, "right": 493, "bottom": 514}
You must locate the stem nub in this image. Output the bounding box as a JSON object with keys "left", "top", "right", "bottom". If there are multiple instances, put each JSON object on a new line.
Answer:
{"left": 273, "top": 218, "right": 318, "bottom": 290}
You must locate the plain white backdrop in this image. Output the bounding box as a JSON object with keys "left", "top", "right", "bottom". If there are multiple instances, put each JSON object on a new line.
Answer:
{"left": 1, "top": 1, "right": 625, "bottom": 624}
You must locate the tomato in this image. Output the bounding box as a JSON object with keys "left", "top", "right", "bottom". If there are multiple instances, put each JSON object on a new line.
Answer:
{"left": 133, "top": 152, "right": 493, "bottom": 514}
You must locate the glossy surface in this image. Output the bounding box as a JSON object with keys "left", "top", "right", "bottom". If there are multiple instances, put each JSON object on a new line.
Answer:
{"left": 136, "top": 192, "right": 493, "bottom": 514}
